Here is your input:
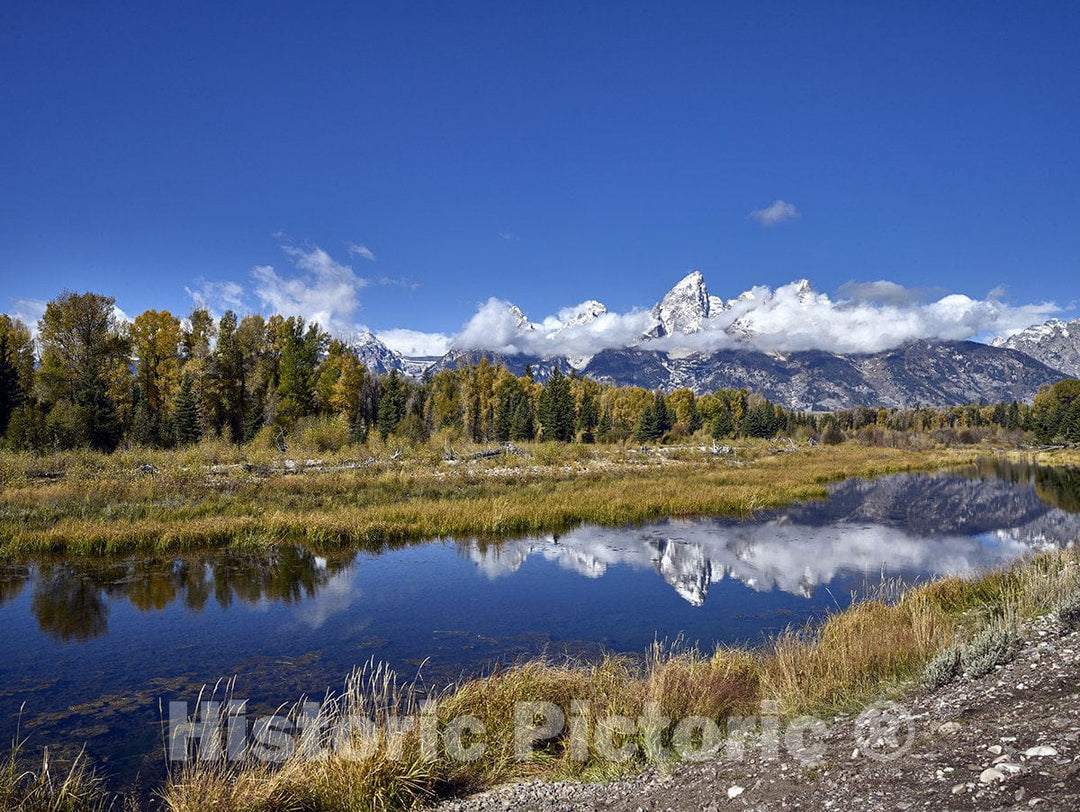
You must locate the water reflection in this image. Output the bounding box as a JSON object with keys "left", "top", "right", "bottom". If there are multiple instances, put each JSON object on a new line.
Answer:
{"left": 466, "top": 458, "right": 1080, "bottom": 605}
{"left": 3, "top": 458, "right": 1079, "bottom": 637}
{"left": 3, "top": 548, "right": 354, "bottom": 642}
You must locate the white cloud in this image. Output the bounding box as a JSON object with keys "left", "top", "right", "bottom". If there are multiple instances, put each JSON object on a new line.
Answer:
{"left": 444, "top": 279, "right": 1061, "bottom": 360}
{"left": 749, "top": 199, "right": 800, "bottom": 226}
{"left": 377, "top": 276, "right": 421, "bottom": 291}
{"left": 497, "top": 231, "right": 519, "bottom": 241}
{"left": 10, "top": 298, "right": 47, "bottom": 341}
{"left": 347, "top": 242, "right": 376, "bottom": 262}
{"left": 185, "top": 279, "right": 247, "bottom": 315}
{"left": 253, "top": 244, "right": 369, "bottom": 332}
{"left": 376, "top": 328, "right": 452, "bottom": 357}
{"left": 452, "top": 297, "right": 653, "bottom": 360}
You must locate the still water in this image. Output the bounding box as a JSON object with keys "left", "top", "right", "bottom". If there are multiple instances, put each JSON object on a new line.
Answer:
{"left": 1, "top": 458, "right": 1078, "bottom": 787}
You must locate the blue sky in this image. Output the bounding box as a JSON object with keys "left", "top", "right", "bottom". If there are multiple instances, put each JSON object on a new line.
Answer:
{"left": 2, "top": 1, "right": 1078, "bottom": 354}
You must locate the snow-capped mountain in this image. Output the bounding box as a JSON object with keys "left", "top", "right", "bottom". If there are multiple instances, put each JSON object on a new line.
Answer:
{"left": 337, "top": 272, "right": 1074, "bottom": 410}
{"left": 581, "top": 341, "right": 1063, "bottom": 409}
{"left": 549, "top": 299, "right": 607, "bottom": 335}
{"left": 645, "top": 270, "right": 725, "bottom": 337}
{"left": 992, "top": 318, "right": 1080, "bottom": 378}
{"left": 347, "top": 331, "right": 430, "bottom": 376}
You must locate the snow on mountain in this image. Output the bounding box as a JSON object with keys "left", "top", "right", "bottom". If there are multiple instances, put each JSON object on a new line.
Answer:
{"left": 646, "top": 270, "right": 719, "bottom": 338}
{"left": 336, "top": 272, "right": 1075, "bottom": 408}
{"left": 347, "top": 330, "right": 423, "bottom": 376}
{"left": 548, "top": 299, "right": 608, "bottom": 334}
{"left": 992, "top": 317, "right": 1080, "bottom": 377}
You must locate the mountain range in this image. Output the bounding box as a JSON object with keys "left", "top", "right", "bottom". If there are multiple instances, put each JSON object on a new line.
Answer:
{"left": 350, "top": 273, "right": 1080, "bottom": 410}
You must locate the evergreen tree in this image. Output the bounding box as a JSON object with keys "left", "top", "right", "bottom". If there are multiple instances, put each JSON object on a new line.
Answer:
{"left": 173, "top": 373, "right": 202, "bottom": 446}
{"left": 710, "top": 409, "right": 735, "bottom": 439}
{"left": 537, "top": 368, "right": 575, "bottom": 442}
{"left": 74, "top": 359, "right": 122, "bottom": 452}
{"left": 376, "top": 371, "right": 409, "bottom": 439}
{"left": 275, "top": 318, "right": 325, "bottom": 430}
{"left": 509, "top": 398, "right": 535, "bottom": 441}
{"left": 634, "top": 392, "right": 671, "bottom": 443}
{"left": 577, "top": 386, "right": 599, "bottom": 443}
{"left": 0, "top": 331, "right": 21, "bottom": 437}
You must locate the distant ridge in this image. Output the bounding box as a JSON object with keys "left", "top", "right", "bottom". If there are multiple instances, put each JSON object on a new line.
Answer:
{"left": 344, "top": 274, "right": 1075, "bottom": 410}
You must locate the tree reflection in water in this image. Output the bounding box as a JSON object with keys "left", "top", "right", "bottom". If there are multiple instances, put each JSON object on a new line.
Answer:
{"left": 11, "top": 547, "right": 354, "bottom": 642}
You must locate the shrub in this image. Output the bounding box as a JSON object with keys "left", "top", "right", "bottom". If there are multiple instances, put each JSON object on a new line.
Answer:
{"left": 1056, "top": 590, "right": 1080, "bottom": 631}
{"left": 822, "top": 424, "right": 845, "bottom": 445}
{"left": 962, "top": 626, "right": 1020, "bottom": 678}
{"left": 299, "top": 415, "right": 351, "bottom": 454}
{"left": 923, "top": 645, "right": 962, "bottom": 690}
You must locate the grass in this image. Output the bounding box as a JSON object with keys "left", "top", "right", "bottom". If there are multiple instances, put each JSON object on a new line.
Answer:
{"left": 1, "top": 736, "right": 111, "bottom": 812}
{"left": 0, "top": 441, "right": 976, "bottom": 559}
{"left": 152, "top": 548, "right": 1080, "bottom": 811}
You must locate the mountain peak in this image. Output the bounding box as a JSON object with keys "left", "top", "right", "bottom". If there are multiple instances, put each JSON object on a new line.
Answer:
{"left": 993, "top": 316, "right": 1080, "bottom": 376}
{"left": 648, "top": 270, "right": 713, "bottom": 337}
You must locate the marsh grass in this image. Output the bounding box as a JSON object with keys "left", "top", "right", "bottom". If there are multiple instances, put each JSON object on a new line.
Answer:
{"left": 154, "top": 548, "right": 1080, "bottom": 812}
{"left": 1, "top": 734, "right": 111, "bottom": 812}
{"left": 0, "top": 444, "right": 970, "bottom": 559}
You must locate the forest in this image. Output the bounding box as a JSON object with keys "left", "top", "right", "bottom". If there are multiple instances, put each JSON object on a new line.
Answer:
{"left": 1, "top": 291, "right": 1078, "bottom": 454}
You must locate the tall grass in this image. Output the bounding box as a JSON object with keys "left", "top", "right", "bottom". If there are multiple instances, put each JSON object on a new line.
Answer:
{"left": 158, "top": 548, "right": 1080, "bottom": 812}
{"left": 0, "top": 444, "right": 972, "bottom": 558}
{"left": 1, "top": 736, "right": 110, "bottom": 812}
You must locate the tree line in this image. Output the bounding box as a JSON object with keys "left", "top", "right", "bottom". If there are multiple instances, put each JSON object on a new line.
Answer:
{"left": 1, "top": 290, "right": 1078, "bottom": 453}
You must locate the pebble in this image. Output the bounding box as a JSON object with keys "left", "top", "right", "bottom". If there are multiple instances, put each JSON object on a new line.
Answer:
{"left": 1024, "top": 745, "right": 1058, "bottom": 757}
{"left": 937, "top": 722, "right": 961, "bottom": 735}
{"left": 979, "top": 767, "right": 1005, "bottom": 784}
{"left": 726, "top": 785, "right": 744, "bottom": 799}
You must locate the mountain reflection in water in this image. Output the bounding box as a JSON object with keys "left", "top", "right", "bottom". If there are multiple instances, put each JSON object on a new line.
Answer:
{"left": 2, "top": 459, "right": 1078, "bottom": 639}
{"left": 465, "top": 458, "right": 1080, "bottom": 605}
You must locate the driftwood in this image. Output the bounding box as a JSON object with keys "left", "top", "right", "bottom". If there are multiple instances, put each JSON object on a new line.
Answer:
{"left": 444, "top": 443, "right": 526, "bottom": 462}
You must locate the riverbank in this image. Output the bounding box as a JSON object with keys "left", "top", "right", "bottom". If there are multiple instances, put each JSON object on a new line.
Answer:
{"left": 153, "top": 547, "right": 1078, "bottom": 810}
{"left": 0, "top": 442, "right": 976, "bottom": 559}
{"left": 436, "top": 608, "right": 1080, "bottom": 811}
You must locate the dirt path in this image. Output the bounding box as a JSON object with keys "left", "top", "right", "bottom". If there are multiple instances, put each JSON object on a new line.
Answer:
{"left": 437, "top": 614, "right": 1080, "bottom": 811}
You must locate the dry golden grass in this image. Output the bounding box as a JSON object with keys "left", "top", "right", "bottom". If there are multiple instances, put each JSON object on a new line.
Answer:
{"left": 0, "top": 444, "right": 972, "bottom": 558}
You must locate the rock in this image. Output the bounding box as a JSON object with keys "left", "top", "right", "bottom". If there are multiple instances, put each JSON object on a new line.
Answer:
{"left": 979, "top": 768, "right": 1006, "bottom": 784}
{"left": 951, "top": 784, "right": 967, "bottom": 795}
{"left": 988, "top": 744, "right": 1003, "bottom": 755}
{"left": 937, "top": 722, "right": 962, "bottom": 735}
{"left": 1024, "top": 745, "right": 1058, "bottom": 757}
{"left": 726, "top": 786, "right": 744, "bottom": 799}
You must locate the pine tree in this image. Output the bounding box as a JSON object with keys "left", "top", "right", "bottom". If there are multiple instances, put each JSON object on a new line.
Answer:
{"left": 537, "top": 368, "right": 575, "bottom": 442}
{"left": 75, "top": 359, "right": 122, "bottom": 452}
{"left": 710, "top": 409, "right": 735, "bottom": 439}
{"left": 0, "top": 331, "right": 21, "bottom": 437}
{"left": 376, "top": 371, "right": 409, "bottom": 439}
{"left": 173, "top": 374, "right": 202, "bottom": 446}
{"left": 509, "top": 398, "right": 535, "bottom": 441}
{"left": 577, "top": 387, "right": 599, "bottom": 443}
